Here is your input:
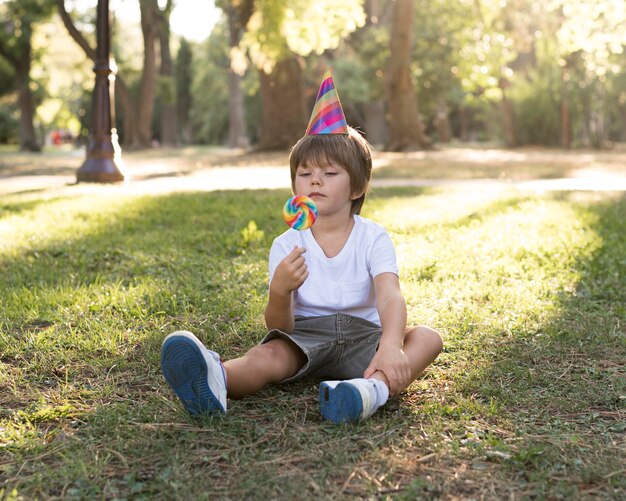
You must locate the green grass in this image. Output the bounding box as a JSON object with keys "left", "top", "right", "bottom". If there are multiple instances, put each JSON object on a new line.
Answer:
{"left": 1, "top": 185, "right": 624, "bottom": 499}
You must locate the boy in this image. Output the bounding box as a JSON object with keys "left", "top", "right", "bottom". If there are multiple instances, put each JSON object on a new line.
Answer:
{"left": 161, "top": 71, "right": 443, "bottom": 424}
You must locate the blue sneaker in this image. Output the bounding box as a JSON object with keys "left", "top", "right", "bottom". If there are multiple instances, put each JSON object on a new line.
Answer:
{"left": 319, "top": 379, "right": 378, "bottom": 424}
{"left": 161, "top": 331, "right": 227, "bottom": 415}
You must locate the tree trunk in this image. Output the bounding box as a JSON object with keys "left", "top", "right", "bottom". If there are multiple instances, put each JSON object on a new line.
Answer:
{"left": 559, "top": 61, "right": 572, "bottom": 149}
{"left": 385, "top": 0, "right": 430, "bottom": 151}
{"left": 361, "top": 0, "right": 388, "bottom": 145}
{"left": 560, "top": 97, "right": 571, "bottom": 149}
{"left": 116, "top": 78, "right": 138, "bottom": 147}
{"left": 158, "top": 0, "right": 176, "bottom": 146}
{"left": 175, "top": 39, "right": 192, "bottom": 145}
{"left": 459, "top": 104, "right": 469, "bottom": 142}
{"left": 225, "top": 1, "right": 253, "bottom": 148}
{"left": 499, "top": 77, "right": 516, "bottom": 147}
{"left": 258, "top": 57, "right": 307, "bottom": 151}
{"left": 227, "top": 71, "right": 248, "bottom": 147}
{"left": 590, "top": 83, "right": 608, "bottom": 149}
{"left": 15, "top": 42, "right": 40, "bottom": 151}
{"left": 436, "top": 100, "right": 451, "bottom": 143}
{"left": 137, "top": 0, "right": 158, "bottom": 148}
{"left": 364, "top": 101, "right": 387, "bottom": 146}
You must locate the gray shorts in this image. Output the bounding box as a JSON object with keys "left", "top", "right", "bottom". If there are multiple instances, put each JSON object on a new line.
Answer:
{"left": 260, "top": 313, "right": 382, "bottom": 383}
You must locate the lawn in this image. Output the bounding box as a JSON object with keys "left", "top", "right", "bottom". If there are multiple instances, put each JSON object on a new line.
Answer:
{"left": 0, "top": 178, "right": 624, "bottom": 498}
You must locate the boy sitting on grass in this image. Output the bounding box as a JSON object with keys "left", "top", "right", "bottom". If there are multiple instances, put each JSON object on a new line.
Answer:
{"left": 160, "top": 72, "right": 443, "bottom": 424}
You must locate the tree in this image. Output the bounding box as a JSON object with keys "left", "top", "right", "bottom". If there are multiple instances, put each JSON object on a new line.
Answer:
{"left": 409, "top": 0, "right": 472, "bottom": 143}
{"left": 0, "top": 0, "right": 54, "bottom": 151}
{"left": 550, "top": 0, "right": 626, "bottom": 148}
{"left": 217, "top": 0, "right": 254, "bottom": 148}
{"left": 175, "top": 37, "right": 193, "bottom": 144}
{"left": 239, "top": 0, "right": 366, "bottom": 150}
{"left": 257, "top": 57, "right": 308, "bottom": 150}
{"left": 189, "top": 21, "right": 232, "bottom": 144}
{"left": 135, "top": 0, "right": 158, "bottom": 148}
{"left": 57, "top": 0, "right": 163, "bottom": 149}
{"left": 386, "top": 0, "right": 431, "bottom": 150}
{"left": 454, "top": 0, "right": 520, "bottom": 147}
{"left": 156, "top": 0, "right": 176, "bottom": 146}
{"left": 337, "top": 0, "right": 393, "bottom": 146}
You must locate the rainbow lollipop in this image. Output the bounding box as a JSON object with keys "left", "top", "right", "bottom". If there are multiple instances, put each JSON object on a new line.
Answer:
{"left": 283, "top": 195, "right": 318, "bottom": 230}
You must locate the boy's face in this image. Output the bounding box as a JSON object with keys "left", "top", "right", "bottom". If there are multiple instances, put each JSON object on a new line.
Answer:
{"left": 294, "top": 162, "right": 361, "bottom": 218}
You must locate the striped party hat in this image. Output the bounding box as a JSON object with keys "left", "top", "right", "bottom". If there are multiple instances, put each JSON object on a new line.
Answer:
{"left": 305, "top": 68, "right": 348, "bottom": 135}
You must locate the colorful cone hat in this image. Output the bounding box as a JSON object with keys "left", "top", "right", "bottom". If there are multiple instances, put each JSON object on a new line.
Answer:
{"left": 305, "top": 68, "right": 348, "bottom": 135}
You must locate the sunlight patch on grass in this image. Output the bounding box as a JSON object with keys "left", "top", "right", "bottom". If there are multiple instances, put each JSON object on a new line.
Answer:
{"left": 380, "top": 193, "right": 602, "bottom": 334}
{"left": 0, "top": 196, "right": 135, "bottom": 259}
{"left": 366, "top": 185, "right": 513, "bottom": 231}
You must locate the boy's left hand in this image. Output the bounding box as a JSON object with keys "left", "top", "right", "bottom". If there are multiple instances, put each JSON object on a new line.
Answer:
{"left": 364, "top": 346, "right": 411, "bottom": 396}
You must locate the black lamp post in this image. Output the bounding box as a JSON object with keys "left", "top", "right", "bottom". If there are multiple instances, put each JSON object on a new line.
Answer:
{"left": 76, "top": 0, "right": 125, "bottom": 183}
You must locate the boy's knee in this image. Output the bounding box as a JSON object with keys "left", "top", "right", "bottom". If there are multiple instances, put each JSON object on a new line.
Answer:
{"left": 249, "top": 342, "right": 284, "bottom": 363}
{"left": 408, "top": 325, "right": 443, "bottom": 354}
{"left": 250, "top": 339, "right": 306, "bottom": 371}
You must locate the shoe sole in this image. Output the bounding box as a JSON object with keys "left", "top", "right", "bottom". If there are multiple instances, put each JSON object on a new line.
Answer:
{"left": 161, "top": 333, "right": 225, "bottom": 415}
{"left": 319, "top": 382, "right": 363, "bottom": 424}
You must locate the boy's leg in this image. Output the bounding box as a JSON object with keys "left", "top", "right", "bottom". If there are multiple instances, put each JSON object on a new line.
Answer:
{"left": 320, "top": 325, "right": 442, "bottom": 424}
{"left": 224, "top": 338, "right": 307, "bottom": 399}
{"left": 161, "top": 331, "right": 228, "bottom": 416}
{"left": 399, "top": 325, "right": 444, "bottom": 386}
{"left": 162, "top": 332, "right": 307, "bottom": 415}
{"left": 368, "top": 325, "right": 443, "bottom": 392}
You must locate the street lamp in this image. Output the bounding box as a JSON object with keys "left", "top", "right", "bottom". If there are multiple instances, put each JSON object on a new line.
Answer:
{"left": 76, "top": 0, "right": 125, "bottom": 183}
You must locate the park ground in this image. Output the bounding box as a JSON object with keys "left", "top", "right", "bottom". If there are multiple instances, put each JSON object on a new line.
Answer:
{"left": 0, "top": 145, "right": 625, "bottom": 499}
{"left": 2, "top": 144, "right": 626, "bottom": 197}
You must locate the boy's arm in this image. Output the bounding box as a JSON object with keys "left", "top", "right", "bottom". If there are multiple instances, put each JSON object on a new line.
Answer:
{"left": 264, "top": 247, "right": 308, "bottom": 332}
{"left": 364, "top": 272, "right": 412, "bottom": 395}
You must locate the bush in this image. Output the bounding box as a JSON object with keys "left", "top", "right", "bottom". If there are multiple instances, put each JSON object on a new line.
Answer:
{"left": 0, "top": 103, "right": 19, "bottom": 144}
{"left": 511, "top": 68, "right": 561, "bottom": 146}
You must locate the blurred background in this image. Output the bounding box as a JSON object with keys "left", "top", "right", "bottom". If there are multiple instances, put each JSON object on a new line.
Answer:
{"left": 1, "top": 0, "right": 625, "bottom": 154}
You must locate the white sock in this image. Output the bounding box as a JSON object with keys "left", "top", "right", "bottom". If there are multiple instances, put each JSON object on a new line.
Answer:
{"left": 368, "top": 378, "right": 389, "bottom": 408}
{"left": 345, "top": 378, "right": 389, "bottom": 418}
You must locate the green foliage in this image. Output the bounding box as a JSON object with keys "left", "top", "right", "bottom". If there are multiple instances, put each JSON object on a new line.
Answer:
{"left": 31, "top": 17, "right": 92, "bottom": 135}
{"left": 0, "top": 0, "right": 56, "bottom": 147}
{"left": 0, "top": 56, "right": 15, "bottom": 96}
{"left": 0, "top": 0, "right": 56, "bottom": 60}
{"left": 5, "top": 0, "right": 625, "bottom": 149}
{"left": 242, "top": 0, "right": 366, "bottom": 72}
{"left": 341, "top": 19, "right": 389, "bottom": 102}
{"left": 455, "top": 0, "right": 517, "bottom": 98}
{"left": 175, "top": 37, "right": 193, "bottom": 133}
{"left": 605, "top": 54, "right": 626, "bottom": 142}
{"left": 240, "top": 220, "right": 265, "bottom": 249}
{"left": 327, "top": 58, "right": 370, "bottom": 105}
{"left": 412, "top": 0, "right": 470, "bottom": 119}
{"left": 190, "top": 21, "right": 231, "bottom": 144}
{"left": 0, "top": 103, "right": 19, "bottom": 144}
{"left": 553, "top": 0, "right": 626, "bottom": 77}
{"left": 510, "top": 66, "right": 561, "bottom": 146}
{"left": 187, "top": 18, "right": 263, "bottom": 145}
{"left": 157, "top": 75, "right": 175, "bottom": 105}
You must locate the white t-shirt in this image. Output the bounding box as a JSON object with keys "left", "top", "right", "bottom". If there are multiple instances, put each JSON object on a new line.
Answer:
{"left": 269, "top": 215, "right": 398, "bottom": 325}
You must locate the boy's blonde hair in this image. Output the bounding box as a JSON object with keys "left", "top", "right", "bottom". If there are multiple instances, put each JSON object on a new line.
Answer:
{"left": 289, "top": 126, "right": 373, "bottom": 215}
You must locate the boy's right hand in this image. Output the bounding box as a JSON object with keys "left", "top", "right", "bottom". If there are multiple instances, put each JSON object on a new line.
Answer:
{"left": 270, "top": 247, "right": 308, "bottom": 296}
